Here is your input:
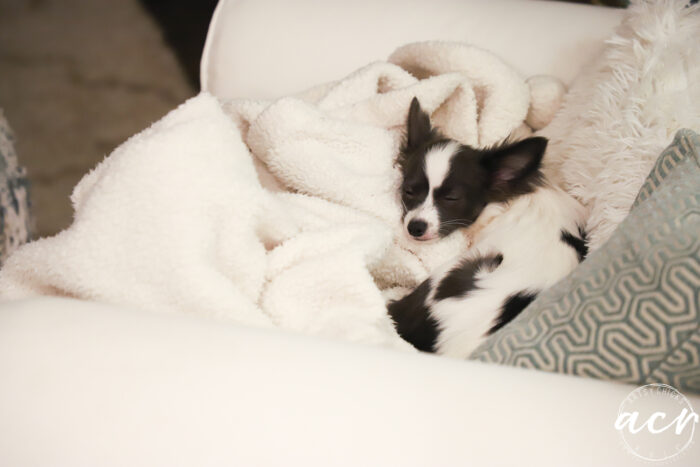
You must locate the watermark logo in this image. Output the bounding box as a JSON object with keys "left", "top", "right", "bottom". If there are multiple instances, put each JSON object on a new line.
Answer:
{"left": 615, "top": 383, "right": 699, "bottom": 462}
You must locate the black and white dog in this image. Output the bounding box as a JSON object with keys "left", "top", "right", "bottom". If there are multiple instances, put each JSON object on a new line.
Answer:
{"left": 388, "top": 98, "right": 588, "bottom": 357}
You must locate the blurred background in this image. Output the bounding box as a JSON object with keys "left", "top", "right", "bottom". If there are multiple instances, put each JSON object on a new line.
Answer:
{"left": 0, "top": 0, "right": 216, "bottom": 237}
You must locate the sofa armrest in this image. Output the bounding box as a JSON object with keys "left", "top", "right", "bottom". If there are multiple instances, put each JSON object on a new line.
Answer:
{"left": 4, "top": 297, "right": 697, "bottom": 466}
{"left": 201, "top": 0, "right": 623, "bottom": 99}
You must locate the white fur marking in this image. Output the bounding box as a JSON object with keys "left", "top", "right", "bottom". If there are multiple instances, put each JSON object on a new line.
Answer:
{"left": 425, "top": 141, "right": 460, "bottom": 190}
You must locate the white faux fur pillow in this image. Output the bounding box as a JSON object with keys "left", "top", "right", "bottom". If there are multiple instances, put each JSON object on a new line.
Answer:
{"left": 540, "top": 0, "right": 700, "bottom": 251}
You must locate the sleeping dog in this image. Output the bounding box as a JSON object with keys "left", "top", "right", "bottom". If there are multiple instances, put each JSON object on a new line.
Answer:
{"left": 388, "top": 98, "right": 588, "bottom": 357}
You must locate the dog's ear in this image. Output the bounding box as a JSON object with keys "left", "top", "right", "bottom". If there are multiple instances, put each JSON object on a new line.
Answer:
{"left": 481, "top": 137, "right": 547, "bottom": 200}
{"left": 406, "top": 97, "right": 432, "bottom": 150}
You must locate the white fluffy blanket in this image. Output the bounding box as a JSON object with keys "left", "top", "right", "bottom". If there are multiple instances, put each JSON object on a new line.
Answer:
{"left": 0, "top": 42, "right": 562, "bottom": 349}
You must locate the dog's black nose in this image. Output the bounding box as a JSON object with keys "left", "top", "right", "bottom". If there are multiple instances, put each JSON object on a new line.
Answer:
{"left": 407, "top": 220, "right": 427, "bottom": 237}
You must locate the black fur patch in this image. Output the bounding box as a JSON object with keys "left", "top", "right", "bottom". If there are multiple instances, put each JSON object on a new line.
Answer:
{"left": 561, "top": 227, "right": 588, "bottom": 262}
{"left": 434, "top": 254, "right": 503, "bottom": 301}
{"left": 488, "top": 291, "right": 538, "bottom": 335}
{"left": 402, "top": 97, "right": 444, "bottom": 154}
{"left": 480, "top": 138, "right": 547, "bottom": 203}
{"left": 387, "top": 279, "right": 438, "bottom": 352}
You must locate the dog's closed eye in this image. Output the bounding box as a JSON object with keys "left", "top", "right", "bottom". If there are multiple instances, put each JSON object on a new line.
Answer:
{"left": 439, "top": 191, "right": 461, "bottom": 202}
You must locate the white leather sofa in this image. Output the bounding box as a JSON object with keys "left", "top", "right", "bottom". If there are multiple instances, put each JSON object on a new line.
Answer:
{"left": 2, "top": 1, "right": 699, "bottom": 466}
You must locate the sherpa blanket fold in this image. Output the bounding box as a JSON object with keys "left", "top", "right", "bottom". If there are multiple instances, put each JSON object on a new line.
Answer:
{"left": 0, "top": 42, "right": 563, "bottom": 349}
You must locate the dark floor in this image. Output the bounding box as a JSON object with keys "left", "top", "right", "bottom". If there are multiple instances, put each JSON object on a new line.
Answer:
{"left": 0, "top": 0, "right": 210, "bottom": 237}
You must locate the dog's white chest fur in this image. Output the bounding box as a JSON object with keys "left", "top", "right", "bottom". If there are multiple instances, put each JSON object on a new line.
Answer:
{"left": 429, "top": 186, "right": 587, "bottom": 358}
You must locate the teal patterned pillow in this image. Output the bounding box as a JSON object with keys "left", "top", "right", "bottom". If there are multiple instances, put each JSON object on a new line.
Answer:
{"left": 471, "top": 129, "right": 700, "bottom": 395}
